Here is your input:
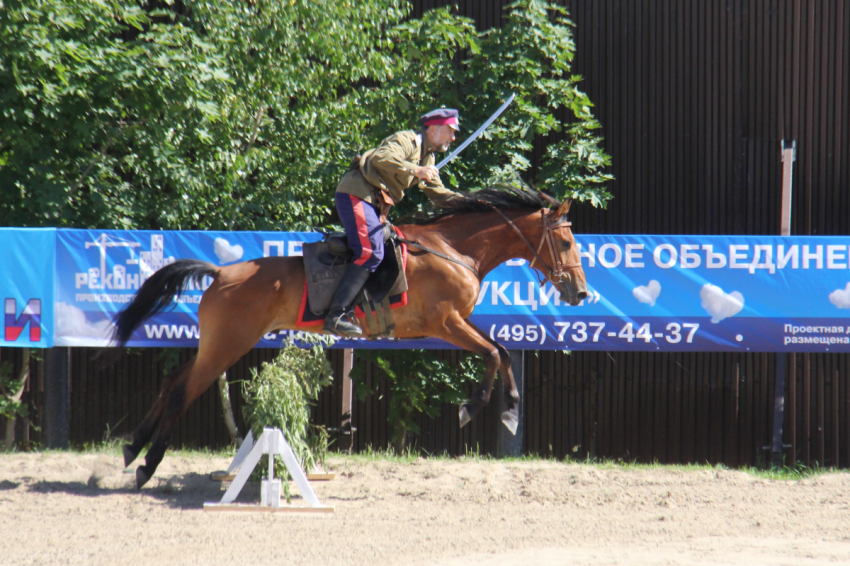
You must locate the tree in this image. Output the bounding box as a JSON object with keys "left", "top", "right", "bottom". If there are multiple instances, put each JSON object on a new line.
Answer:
{"left": 1, "top": 0, "right": 610, "bottom": 231}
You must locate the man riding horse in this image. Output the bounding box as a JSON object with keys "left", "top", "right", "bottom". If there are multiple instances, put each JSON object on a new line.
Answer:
{"left": 325, "top": 108, "right": 461, "bottom": 338}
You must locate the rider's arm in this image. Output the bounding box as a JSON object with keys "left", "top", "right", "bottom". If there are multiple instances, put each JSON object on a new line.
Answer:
{"left": 419, "top": 177, "right": 457, "bottom": 203}
{"left": 368, "top": 131, "right": 457, "bottom": 204}
{"left": 418, "top": 154, "right": 458, "bottom": 204}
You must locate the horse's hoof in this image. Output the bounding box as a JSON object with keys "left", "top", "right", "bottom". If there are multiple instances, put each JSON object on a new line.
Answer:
{"left": 135, "top": 466, "right": 152, "bottom": 490}
{"left": 123, "top": 444, "right": 138, "bottom": 468}
{"left": 458, "top": 405, "right": 471, "bottom": 428}
{"left": 501, "top": 411, "right": 518, "bottom": 435}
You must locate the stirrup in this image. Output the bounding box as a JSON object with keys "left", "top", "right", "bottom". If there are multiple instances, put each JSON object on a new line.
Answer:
{"left": 323, "top": 311, "right": 362, "bottom": 338}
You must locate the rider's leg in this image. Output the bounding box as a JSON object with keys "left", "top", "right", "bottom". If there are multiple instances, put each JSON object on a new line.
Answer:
{"left": 324, "top": 193, "right": 385, "bottom": 337}
{"left": 323, "top": 263, "right": 370, "bottom": 337}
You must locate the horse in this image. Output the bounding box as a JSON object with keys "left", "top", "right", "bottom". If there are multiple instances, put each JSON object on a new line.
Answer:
{"left": 113, "top": 186, "right": 588, "bottom": 488}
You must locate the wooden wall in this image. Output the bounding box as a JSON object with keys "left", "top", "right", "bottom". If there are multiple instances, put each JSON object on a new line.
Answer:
{"left": 2, "top": 346, "right": 847, "bottom": 468}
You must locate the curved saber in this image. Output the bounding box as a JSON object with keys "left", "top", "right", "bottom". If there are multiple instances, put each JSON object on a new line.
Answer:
{"left": 436, "top": 93, "right": 516, "bottom": 170}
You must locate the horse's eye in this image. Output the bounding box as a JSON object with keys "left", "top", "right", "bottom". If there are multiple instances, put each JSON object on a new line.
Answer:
{"left": 561, "top": 240, "right": 571, "bottom": 251}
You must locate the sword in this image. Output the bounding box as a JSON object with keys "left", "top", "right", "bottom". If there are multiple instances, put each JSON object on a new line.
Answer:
{"left": 435, "top": 93, "right": 515, "bottom": 170}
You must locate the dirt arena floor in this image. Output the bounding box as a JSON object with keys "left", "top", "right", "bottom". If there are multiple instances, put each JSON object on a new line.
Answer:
{"left": 2, "top": 450, "right": 850, "bottom": 565}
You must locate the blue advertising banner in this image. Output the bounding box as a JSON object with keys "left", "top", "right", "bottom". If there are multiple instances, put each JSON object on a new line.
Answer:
{"left": 5, "top": 229, "right": 850, "bottom": 352}
{"left": 469, "top": 235, "right": 850, "bottom": 353}
{"left": 0, "top": 229, "right": 55, "bottom": 348}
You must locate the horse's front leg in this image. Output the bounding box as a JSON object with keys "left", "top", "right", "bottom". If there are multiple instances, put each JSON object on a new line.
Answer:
{"left": 433, "top": 313, "right": 505, "bottom": 428}
{"left": 470, "top": 325, "right": 520, "bottom": 434}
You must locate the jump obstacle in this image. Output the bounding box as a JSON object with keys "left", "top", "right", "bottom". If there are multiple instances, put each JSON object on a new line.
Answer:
{"left": 204, "top": 427, "right": 335, "bottom": 513}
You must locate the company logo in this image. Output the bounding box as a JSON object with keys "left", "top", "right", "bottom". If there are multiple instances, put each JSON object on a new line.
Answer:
{"left": 5, "top": 298, "right": 41, "bottom": 342}
{"left": 77, "top": 233, "right": 176, "bottom": 291}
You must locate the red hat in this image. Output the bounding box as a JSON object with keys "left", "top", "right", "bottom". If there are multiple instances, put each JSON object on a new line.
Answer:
{"left": 421, "top": 108, "right": 460, "bottom": 131}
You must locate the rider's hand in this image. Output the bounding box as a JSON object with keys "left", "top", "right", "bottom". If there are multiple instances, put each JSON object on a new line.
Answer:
{"left": 414, "top": 165, "right": 439, "bottom": 183}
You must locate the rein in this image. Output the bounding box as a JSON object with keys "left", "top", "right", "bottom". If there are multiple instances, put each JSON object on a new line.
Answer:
{"left": 393, "top": 236, "right": 480, "bottom": 277}
{"left": 488, "top": 206, "right": 581, "bottom": 285}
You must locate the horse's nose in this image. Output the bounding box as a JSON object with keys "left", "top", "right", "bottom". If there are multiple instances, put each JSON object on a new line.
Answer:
{"left": 577, "top": 291, "right": 588, "bottom": 302}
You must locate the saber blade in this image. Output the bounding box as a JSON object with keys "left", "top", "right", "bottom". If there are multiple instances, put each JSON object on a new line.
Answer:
{"left": 436, "top": 93, "right": 515, "bottom": 170}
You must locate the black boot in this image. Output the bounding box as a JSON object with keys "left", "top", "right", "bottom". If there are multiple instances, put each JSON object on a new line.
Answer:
{"left": 323, "top": 263, "right": 371, "bottom": 337}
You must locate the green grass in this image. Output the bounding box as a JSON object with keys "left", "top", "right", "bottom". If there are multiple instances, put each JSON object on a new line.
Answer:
{"left": 325, "top": 447, "right": 848, "bottom": 481}
{"left": 739, "top": 462, "right": 840, "bottom": 481}
{"left": 6, "top": 441, "right": 846, "bottom": 482}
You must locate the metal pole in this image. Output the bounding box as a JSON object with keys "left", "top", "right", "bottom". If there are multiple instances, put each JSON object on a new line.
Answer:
{"left": 43, "top": 347, "right": 70, "bottom": 449}
{"left": 497, "top": 350, "right": 524, "bottom": 457}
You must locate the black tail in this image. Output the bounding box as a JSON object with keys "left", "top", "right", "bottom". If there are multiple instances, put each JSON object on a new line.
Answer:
{"left": 112, "top": 260, "right": 218, "bottom": 347}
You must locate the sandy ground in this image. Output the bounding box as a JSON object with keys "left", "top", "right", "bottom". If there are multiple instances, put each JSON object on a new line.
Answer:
{"left": 2, "top": 451, "right": 850, "bottom": 566}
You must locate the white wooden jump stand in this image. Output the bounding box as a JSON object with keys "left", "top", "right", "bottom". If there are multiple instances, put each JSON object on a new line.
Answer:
{"left": 204, "top": 427, "right": 334, "bottom": 513}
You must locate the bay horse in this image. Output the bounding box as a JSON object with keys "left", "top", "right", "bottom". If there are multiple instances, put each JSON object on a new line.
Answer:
{"left": 114, "top": 187, "right": 588, "bottom": 488}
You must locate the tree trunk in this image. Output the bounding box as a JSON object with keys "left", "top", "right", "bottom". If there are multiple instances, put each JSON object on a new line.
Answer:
{"left": 4, "top": 348, "right": 30, "bottom": 452}
{"left": 217, "top": 372, "right": 240, "bottom": 447}
{"left": 392, "top": 428, "right": 407, "bottom": 455}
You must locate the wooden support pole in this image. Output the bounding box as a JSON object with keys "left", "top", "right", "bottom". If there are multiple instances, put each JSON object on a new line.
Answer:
{"left": 497, "top": 350, "right": 524, "bottom": 457}
{"left": 833, "top": 369, "right": 840, "bottom": 467}
{"left": 43, "top": 347, "right": 70, "bottom": 449}
{"left": 340, "top": 348, "right": 355, "bottom": 452}
{"left": 771, "top": 140, "right": 796, "bottom": 466}
{"left": 780, "top": 140, "right": 795, "bottom": 237}
{"left": 789, "top": 352, "right": 797, "bottom": 465}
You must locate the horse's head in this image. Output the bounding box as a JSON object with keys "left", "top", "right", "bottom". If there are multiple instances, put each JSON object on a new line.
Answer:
{"left": 540, "top": 199, "right": 588, "bottom": 306}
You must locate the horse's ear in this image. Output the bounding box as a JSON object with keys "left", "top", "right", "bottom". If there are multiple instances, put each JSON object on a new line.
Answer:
{"left": 555, "top": 198, "right": 572, "bottom": 217}
{"left": 536, "top": 189, "right": 560, "bottom": 208}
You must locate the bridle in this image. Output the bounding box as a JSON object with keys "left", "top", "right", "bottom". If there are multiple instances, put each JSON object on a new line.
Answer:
{"left": 490, "top": 207, "right": 582, "bottom": 286}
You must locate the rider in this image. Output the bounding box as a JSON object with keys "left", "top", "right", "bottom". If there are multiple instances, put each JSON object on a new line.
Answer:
{"left": 323, "top": 108, "right": 461, "bottom": 337}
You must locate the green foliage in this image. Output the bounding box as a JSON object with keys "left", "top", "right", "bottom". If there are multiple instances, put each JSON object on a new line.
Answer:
{"left": 157, "top": 348, "right": 182, "bottom": 376}
{"left": 0, "top": 0, "right": 232, "bottom": 228}
{"left": 0, "top": 361, "right": 28, "bottom": 421}
{"left": 240, "top": 338, "right": 333, "bottom": 496}
{"left": 351, "top": 350, "right": 483, "bottom": 453}
{"left": 1, "top": 0, "right": 610, "bottom": 231}
{"left": 0, "top": 0, "right": 407, "bottom": 230}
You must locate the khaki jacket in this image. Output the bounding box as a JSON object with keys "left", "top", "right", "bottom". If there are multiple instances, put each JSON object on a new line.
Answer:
{"left": 335, "top": 130, "right": 457, "bottom": 206}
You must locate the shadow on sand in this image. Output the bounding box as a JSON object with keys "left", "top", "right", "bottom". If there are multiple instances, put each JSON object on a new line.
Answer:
{"left": 24, "top": 471, "right": 280, "bottom": 510}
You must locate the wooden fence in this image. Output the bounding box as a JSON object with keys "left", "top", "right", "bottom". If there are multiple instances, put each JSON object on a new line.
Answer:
{"left": 2, "top": 346, "right": 848, "bottom": 468}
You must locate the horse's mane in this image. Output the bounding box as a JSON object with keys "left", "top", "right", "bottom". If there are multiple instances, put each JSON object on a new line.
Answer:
{"left": 401, "top": 185, "right": 561, "bottom": 225}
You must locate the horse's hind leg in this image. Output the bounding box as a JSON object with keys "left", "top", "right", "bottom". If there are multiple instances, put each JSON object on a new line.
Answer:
{"left": 134, "top": 308, "right": 270, "bottom": 488}
{"left": 134, "top": 348, "right": 240, "bottom": 488}
{"left": 122, "top": 364, "right": 189, "bottom": 468}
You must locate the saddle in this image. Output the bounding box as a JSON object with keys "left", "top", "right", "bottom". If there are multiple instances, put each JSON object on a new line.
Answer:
{"left": 301, "top": 225, "right": 408, "bottom": 338}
